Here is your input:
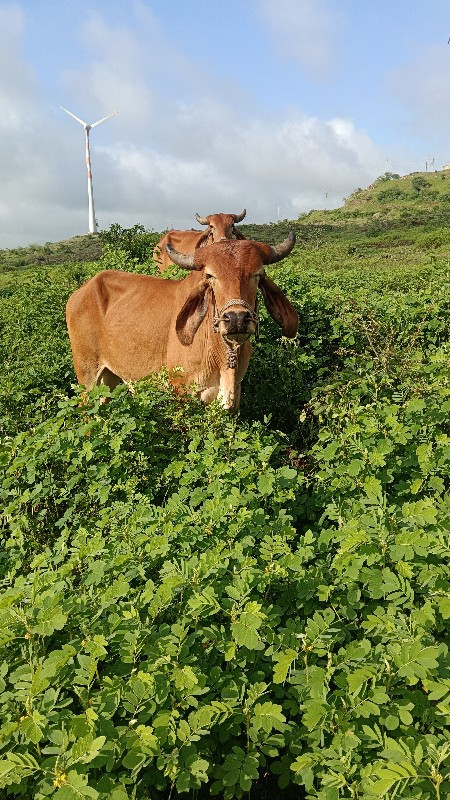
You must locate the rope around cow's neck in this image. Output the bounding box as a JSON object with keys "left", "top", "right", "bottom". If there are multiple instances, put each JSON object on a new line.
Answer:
{"left": 212, "top": 296, "right": 259, "bottom": 369}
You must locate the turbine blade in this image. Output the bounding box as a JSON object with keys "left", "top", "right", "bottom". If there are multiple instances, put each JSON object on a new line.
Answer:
{"left": 60, "top": 106, "right": 87, "bottom": 126}
{"left": 90, "top": 111, "right": 118, "bottom": 128}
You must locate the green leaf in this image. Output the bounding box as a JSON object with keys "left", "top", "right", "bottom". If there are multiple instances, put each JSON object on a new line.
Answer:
{"left": 32, "top": 606, "right": 67, "bottom": 637}
{"left": 347, "top": 459, "right": 363, "bottom": 476}
{"left": 363, "top": 476, "right": 383, "bottom": 504}
{"left": 347, "top": 667, "right": 376, "bottom": 697}
{"left": 410, "top": 478, "right": 423, "bottom": 495}
{"left": 273, "top": 649, "right": 297, "bottom": 684}
{"left": 257, "top": 473, "right": 274, "bottom": 495}
{"left": 0, "top": 753, "right": 40, "bottom": 789}
{"left": 302, "top": 700, "right": 328, "bottom": 731}
{"left": 71, "top": 735, "right": 106, "bottom": 763}
{"left": 370, "top": 761, "right": 418, "bottom": 795}
{"left": 122, "top": 747, "right": 148, "bottom": 776}
{"left": 19, "top": 710, "right": 45, "bottom": 743}
{"left": 173, "top": 665, "right": 198, "bottom": 691}
{"left": 250, "top": 702, "right": 286, "bottom": 736}
{"left": 395, "top": 642, "right": 440, "bottom": 680}
{"left": 53, "top": 770, "right": 99, "bottom": 799}
{"left": 437, "top": 596, "right": 450, "bottom": 619}
{"left": 231, "top": 604, "right": 265, "bottom": 650}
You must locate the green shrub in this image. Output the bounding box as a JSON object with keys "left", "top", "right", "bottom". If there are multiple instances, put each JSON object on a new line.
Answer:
{"left": 99, "top": 224, "right": 160, "bottom": 264}
{"left": 374, "top": 172, "right": 401, "bottom": 183}
{"left": 416, "top": 228, "right": 450, "bottom": 250}
{"left": 411, "top": 176, "right": 432, "bottom": 194}
{"left": 0, "top": 227, "right": 449, "bottom": 798}
{"left": 0, "top": 272, "right": 75, "bottom": 436}
{"left": 377, "top": 187, "right": 409, "bottom": 203}
{"left": 1, "top": 350, "right": 449, "bottom": 798}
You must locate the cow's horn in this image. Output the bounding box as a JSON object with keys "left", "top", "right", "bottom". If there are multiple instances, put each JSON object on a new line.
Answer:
{"left": 233, "top": 209, "right": 246, "bottom": 223}
{"left": 267, "top": 231, "right": 296, "bottom": 263}
{"left": 195, "top": 213, "right": 209, "bottom": 226}
{"left": 165, "top": 243, "right": 197, "bottom": 270}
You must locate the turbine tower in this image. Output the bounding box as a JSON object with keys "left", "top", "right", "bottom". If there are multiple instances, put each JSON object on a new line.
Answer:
{"left": 61, "top": 106, "right": 117, "bottom": 234}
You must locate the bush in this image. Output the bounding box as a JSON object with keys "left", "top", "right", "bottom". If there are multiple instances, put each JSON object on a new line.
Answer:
{"left": 0, "top": 271, "right": 76, "bottom": 436}
{"left": 416, "top": 228, "right": 450, "bottom": 250}
{"left": 1, "top": 351, "right": 449, "bottom": 798}
{"left": 411, "top": 176, "right": 432, "bottom": 194}
{"left": 99, "top": 224, "right": 161, "bottom": 264}
{"left": 377, "top": 187, "right": 409, "bottom": 203}
{"left": 0, "top": 232, "right": 449, "bottom": 798}
{"left": 374, "top": 172, "right": 401, "bottom": 183}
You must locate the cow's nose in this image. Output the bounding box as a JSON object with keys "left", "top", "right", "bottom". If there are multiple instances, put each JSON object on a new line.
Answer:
{"left": 222, "top": 310, "right": 253, "bottom": 332}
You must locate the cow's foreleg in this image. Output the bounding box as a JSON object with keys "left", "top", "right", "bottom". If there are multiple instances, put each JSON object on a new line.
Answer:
{"left": 200, "top": 386, "right": 219, "bottom": 403}
{"left": 218, "top": 369, "right": 240, "bottom": 411}
{"left": 218, "top": 342, "right": 252, "bottom": 410}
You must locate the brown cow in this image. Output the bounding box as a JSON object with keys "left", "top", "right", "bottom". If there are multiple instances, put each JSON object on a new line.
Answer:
{"left": 153, "top": 210, "right": 247, "bottom": 271}
{"left": 66, "top": 233, "right": 297, "bottom": 410}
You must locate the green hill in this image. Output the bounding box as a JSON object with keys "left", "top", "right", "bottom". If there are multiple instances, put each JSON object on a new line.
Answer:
{"left": 1, "top": 169, "right": 449, "bottom": 288}
{"left": 241, "top": 169, "right": 450, "bottom": 242}
{"left": 0, "top": 234, "right": 103, "bottom": 273}
{"left": 303, "top": 168, "right": 450, "bottom": 229}
{"left": 238, "top": 170, "right": 450, "bottom": 285}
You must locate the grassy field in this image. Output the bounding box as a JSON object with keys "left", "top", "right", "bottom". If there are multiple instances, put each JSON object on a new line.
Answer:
{"left": 0, "top": 172, "right": 449, "bottom": 799}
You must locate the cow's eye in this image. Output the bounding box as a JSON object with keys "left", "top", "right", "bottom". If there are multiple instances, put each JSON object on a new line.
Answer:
{"left": 254, "top": 274, "right": 261, "bottom": 282}
{"left": 205, "top": 273, "right": 214, "bottom": 280}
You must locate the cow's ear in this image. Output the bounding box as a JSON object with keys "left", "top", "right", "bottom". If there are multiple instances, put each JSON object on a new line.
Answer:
{"left": 259, "top": 274, "right": 298, "bottom": 338}
{"left": 176, "top": 281, "right": 211, "bottom": 345}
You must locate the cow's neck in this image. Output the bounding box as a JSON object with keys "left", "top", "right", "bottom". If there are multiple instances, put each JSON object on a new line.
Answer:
{"left": 177, "top": 273, "right": 250, "bottom": 410}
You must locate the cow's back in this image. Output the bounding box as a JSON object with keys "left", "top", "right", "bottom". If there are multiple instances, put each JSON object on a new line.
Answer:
{"left": 153, "top": 229, "right": 207, "bottom": 271}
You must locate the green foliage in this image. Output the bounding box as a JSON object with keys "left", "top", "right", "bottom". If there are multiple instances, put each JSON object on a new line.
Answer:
{"left": 0, "top": 236, "right": 102, "bottom": 273}
{"left": 377, "top": 187, "right": 409, "bottom": 203}
{"left": 412, "top": 176, "right": 432, "bottom": 194}
{"left": 374, "top": 171, "right": 401, "bottom": 183}
{"left": 99, "top": 223, "right": 160, "bottom": 263}
{"left": 0, "top": 191, "right": 449, "bottom": 798}
{"left": 416, "top": 227, "right": 450, "bottom": 250}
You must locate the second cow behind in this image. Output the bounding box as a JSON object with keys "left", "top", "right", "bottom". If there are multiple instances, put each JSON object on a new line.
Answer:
{"left": 154, "top": 210, "right": 247, "bottom": 271}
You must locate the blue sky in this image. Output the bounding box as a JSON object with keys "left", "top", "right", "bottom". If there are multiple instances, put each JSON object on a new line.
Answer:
{"left": 1, "top": 0, "right": 450, "bottom": 246}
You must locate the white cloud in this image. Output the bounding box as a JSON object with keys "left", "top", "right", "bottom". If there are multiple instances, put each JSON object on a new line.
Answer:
{"left": 0, "top": 6, "right": 77, "bottom": 244}
{"left": 96, "top": 111, "right": 384, "bottom": 232}
{"left": 0, "top": 4, "right": 387, "bottom": 248}
{"left": 388, "top": 44, "right": 450, "bottom": 149}
{"left": 256, "top": 0, "right": 342, "bottom": 79}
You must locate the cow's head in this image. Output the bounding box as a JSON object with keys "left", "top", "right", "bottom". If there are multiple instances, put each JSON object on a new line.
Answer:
{"left": 166, "top": 234, "right": 298, "bottom": 347}
{"left": 194, "top": 210, "right": 246, "bottom": 242}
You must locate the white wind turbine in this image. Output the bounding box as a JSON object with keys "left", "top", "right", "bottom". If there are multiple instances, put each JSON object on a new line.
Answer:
{"left": 61, "top": 106, "right": 118, "bottom": 234}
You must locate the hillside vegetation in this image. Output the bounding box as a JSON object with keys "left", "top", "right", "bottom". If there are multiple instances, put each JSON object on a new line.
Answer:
{"left": 0, "top": 235, "right": 103, "bottom": 274}
{"left": 0, "top": 173, "right": 449, "bottom": 800}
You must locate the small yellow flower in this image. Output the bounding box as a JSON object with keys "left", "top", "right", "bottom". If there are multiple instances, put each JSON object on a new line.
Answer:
{"left": 19, "top": 715, "right": 26, "bottom": 722}
{"left": 81, "top": 640, "right": 87, "bottom": 646}
{"left": 24, "top": 632, "right": 31, "bottom": 640}
{"left": 53, "top": 773, "right": 67, "bottom": 788}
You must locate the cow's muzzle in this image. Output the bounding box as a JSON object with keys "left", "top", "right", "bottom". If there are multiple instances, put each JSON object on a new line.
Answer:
{"left": 213, "top": 298, "right": 259, "bottom": 368}
{"left": 220, "top": 310, "right": 256, "bottom": 341}
{"left": 213, "top": 298, "right": 259, "bottom": 341}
